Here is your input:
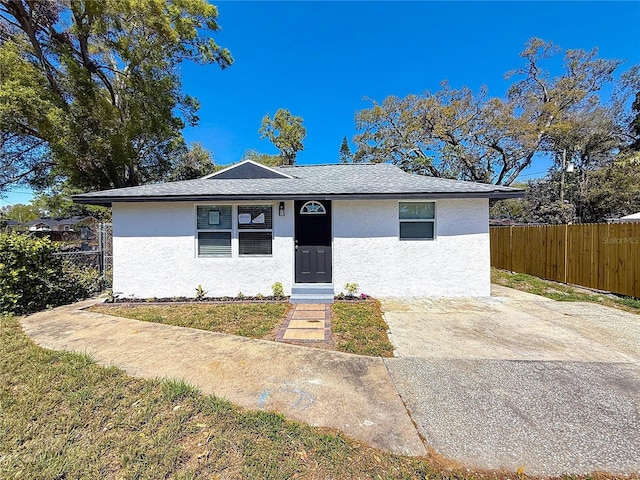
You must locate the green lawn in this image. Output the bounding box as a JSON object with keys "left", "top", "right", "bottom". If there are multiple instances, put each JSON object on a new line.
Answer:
{"left": 91, "top": 300, "right": 397, "bottom": 357}
{"left": 90, "top": 303, "right": 289, "bottom": 339}
{"left": 492, "top": 268, "right": 640, "bottom": 314}
{"left": 332, "top": 301, "right": 395, "bottom": 357}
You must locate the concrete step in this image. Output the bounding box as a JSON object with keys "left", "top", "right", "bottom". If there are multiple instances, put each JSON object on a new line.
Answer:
{"left": 290, "top": 284, "right": 334, "bottom": 304}
{"left": 290, "top": 294, "right": 334, "bottom": 304}
{"left": 291, "top": 283, "right": 334, "bottom": 295}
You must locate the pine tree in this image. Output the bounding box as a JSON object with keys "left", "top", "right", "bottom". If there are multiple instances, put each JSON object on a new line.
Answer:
{"left": 339, "top": 136, "right": 352, "bottom": 163}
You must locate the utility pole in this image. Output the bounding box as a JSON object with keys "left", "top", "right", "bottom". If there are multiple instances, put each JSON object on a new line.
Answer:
{"left": 560, "top": 148, "right": 566, "bottom": 203}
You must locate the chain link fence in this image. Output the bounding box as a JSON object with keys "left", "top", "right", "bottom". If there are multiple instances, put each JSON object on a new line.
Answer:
{"left": 53, "top": 222, "right": 112, "bottom": 287}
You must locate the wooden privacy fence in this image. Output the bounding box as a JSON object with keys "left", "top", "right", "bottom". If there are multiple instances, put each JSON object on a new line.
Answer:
{"left": 490, "top": 223, "right": 640, "bottom": 298}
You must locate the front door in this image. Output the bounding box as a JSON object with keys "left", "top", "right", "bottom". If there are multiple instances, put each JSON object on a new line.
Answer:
{"left": 295, "top": 200, "right": 332, "bottom": 283}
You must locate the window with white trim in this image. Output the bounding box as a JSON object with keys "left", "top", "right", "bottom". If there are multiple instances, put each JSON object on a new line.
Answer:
{"left": 237, "top": 205, "right": 273, "bottom": 256}
{"left": 399, "top": 202, "right": 435, "bottom": 240}
{"left": 300, "top": 200, "right": 326, "bottom": 214}
{"left": 197, "top": 205, "right": 232, "bottom": 256}
{"left": 196, "top": 204, "right": 273, "bottom": 257}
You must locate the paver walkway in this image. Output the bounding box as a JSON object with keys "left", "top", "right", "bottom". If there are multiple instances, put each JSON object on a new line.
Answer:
{"left": 275, "top": 303, "right": 331, "bottom": 343}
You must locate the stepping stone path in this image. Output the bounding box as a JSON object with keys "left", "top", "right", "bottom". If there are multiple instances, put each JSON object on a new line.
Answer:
{"left": 276, "top": 303, "right": 331, "bottom": 343}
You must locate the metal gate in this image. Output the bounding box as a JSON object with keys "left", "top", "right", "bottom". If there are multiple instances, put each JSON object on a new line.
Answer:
{"left": 98, "top": 222, "right": 113, "bottom": 287}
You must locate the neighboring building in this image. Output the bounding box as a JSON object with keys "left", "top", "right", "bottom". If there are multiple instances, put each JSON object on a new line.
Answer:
{"left": 24, "top": 216, "right": 97, "bottom": 242}
{"left": 613, "top": 212, "right": 640, "bottom": 223}
{"left": 25, "top": 215, "right": 95, "bottom": 233}
{"left": 1, "top": 219, "right": 21, "bottom": 229}
{"left": 73, "top": 161, "right": 524, "bottom": 301}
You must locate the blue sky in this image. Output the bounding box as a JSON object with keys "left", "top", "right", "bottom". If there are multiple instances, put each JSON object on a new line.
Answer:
{"left": 3, "top": 1, "right": 640, "bottom": 207}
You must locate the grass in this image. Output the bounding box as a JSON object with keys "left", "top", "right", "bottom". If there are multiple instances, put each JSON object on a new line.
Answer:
{"left": 91, "top": 300, "right": 397, "bottom": 357}
{"left": 332, "top": 300, "right": 395, "bottom": 357}
{"left": 90, "top": 303, "right": 289, "bottom": 339}
{"left": 492, "top": 268, "right": 640, "bottom": 314}
{"left": 0, "top": 314, "right": 506, "bottom": 479}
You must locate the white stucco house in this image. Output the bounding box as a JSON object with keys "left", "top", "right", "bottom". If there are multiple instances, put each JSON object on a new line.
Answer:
{"left": 73, "top": 161, "right": 523, "bottom": 302}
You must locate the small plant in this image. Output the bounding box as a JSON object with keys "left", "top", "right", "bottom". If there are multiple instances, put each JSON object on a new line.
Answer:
{"left": 360, "top": 293, "right": 368, "bottom": 300}
{"left": 255, "top": 293, "right": 265, "bottom": 300}
{"left": 236, "top": 292, "right": 245, "bottom": 300}
{"left": 271, "top": 281, "right": 284, "bottom": 298}
{"left": 105, "top": 290, "right": 118, "bottom": 303}
{"left": 194, "top": 284, "right": 207, "bottom": 301}
{"left": 335, "top": 292, "right": 345, "bottom": 300}
{"left": 344, "top": 282, "right": 359, "bottom": 298}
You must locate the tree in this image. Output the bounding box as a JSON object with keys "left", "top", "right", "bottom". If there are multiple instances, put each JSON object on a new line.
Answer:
{"left": 578, "top": 160, "right": 640, "bottom": 221}
{"left": 339, "top": 136, "right": 352, "bottom": 163}
{"left": 241, "top": 149, "right": 285, "bottom": 167}
{"left": 0, "top": 0, "right": 232, "bottom": 193}
{"left": 525, "top": 175, "right": 578, "bottom": 224}
{"left": 167, "top": 143, "right": 216, "bottom": 181}
{"left": 0, "top": 202, "right": 40, "bottom": 222}
{"left": 623, "top": 91, "right": 640, "bottom": 153}
{"left": 354, "top": 38, "right": 625, "bottom": 185}
{"left": 32, "top": 184, "right": 111, "bottom": 220}
{"left": 499, "top": 159, "right": 640, "bottom": 224}
{"left": 259, "top": 108, "right": 306, "bottom": 165}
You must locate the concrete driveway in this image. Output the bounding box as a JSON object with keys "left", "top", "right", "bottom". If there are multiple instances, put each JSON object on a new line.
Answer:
{"left": 382, "top": 285, "right": 640, "bottom": 476}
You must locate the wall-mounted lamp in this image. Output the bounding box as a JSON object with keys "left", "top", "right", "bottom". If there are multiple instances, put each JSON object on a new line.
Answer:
{"left": 279, "top": 202, "right": 285, "bottom": 216}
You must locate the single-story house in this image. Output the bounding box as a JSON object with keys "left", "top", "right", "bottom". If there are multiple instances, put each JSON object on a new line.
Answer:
{"left": 73, "top": 161, "right": 524, "bottom": 301}
{"left": 26, "top": 215, "right": 96, "bottom": 233}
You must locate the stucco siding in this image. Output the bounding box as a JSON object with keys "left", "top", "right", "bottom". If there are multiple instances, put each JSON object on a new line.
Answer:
{"left": 113, "top": 198, "right": 490, "bottom": 299}
{"left": 112, "top": 201, "right": 294, "bottom": 298}
{"left": 332, "top": 199, "right": 490, "bottom": 297}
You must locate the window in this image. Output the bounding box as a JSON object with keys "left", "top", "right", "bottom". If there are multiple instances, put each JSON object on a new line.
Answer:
{"left": 300, "top": 201, "right": 326, "bottom": 214}
{"left": 399, "top": 202, "right": 435, "bottom": 240}
{"left": 238, "top": 205, "right": 273, "bottom": 256}
{"left": 197, "top": 205, "right": 232, "bottom": 256}
{"left": 196, "top": 204, "right": 273, "bottom": 257}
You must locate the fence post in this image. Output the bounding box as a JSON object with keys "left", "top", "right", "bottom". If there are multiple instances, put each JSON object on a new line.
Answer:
{"left": 563, "top": 224, "right": 568, "bottom": 284}
{"left": 98, "top": 222, "right": 104, "bottom": 275}
{"left": 509, "top": 225, "right": 513, "bottom": 272}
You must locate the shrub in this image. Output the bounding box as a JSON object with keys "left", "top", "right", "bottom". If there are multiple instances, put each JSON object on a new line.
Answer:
{"left": 344, "top": 282, "right": 359, "bottom": 298}
{"left": 271, "top": 281, "right": 284, "bottom": 298}
{"left": 0, "top": 232, "right": 103, "bottom": 315}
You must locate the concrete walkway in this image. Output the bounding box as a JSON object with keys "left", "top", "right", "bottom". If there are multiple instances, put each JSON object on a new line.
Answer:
{"left": 20, "top": 299, "right": 425, "bottom": 457}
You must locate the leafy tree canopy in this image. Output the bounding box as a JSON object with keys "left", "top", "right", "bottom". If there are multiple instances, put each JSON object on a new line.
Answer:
{"left": 354, "top": 38, "right": 635, "bottom": 185}
{"left": 0, "top": 0, "right": 232, "bottom": 194}
{"left": 0, "top": 202, "right": 40, "bottom": 222}
{"left": 241, "top": 149, "right": 285, "bottom": 167}
{"left": 259, "top": 108, "right": 306, "bottom": 165}
{"left": 166, "top": 142, "right": 216, "bottom": 181}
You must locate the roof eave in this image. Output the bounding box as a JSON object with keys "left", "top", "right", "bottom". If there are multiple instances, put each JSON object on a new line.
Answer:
{"left": 73, "top": 190, "right": 525, "bottom": 206}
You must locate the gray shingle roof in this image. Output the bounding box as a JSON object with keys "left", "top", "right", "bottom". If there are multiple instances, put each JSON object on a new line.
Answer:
{"left": 73, "top": 163, "right": 524, "bottom": 205}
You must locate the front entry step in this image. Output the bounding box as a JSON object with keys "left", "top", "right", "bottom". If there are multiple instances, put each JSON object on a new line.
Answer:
{"left": 290, "top": 283, "right": 334, "bottom": 304}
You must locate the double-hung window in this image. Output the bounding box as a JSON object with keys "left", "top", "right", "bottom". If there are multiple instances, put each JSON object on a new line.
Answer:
{"left": 197, "top": 205, "right": 232, "bottom": 256}
{"left": 196, "top": 204, "right": 273, "bottom": 257}
{"left": 238, "top": 205, "right": 273, "bottom": 256}
{"left": 399, "top": 202, "right": 435, "bottom": 240}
